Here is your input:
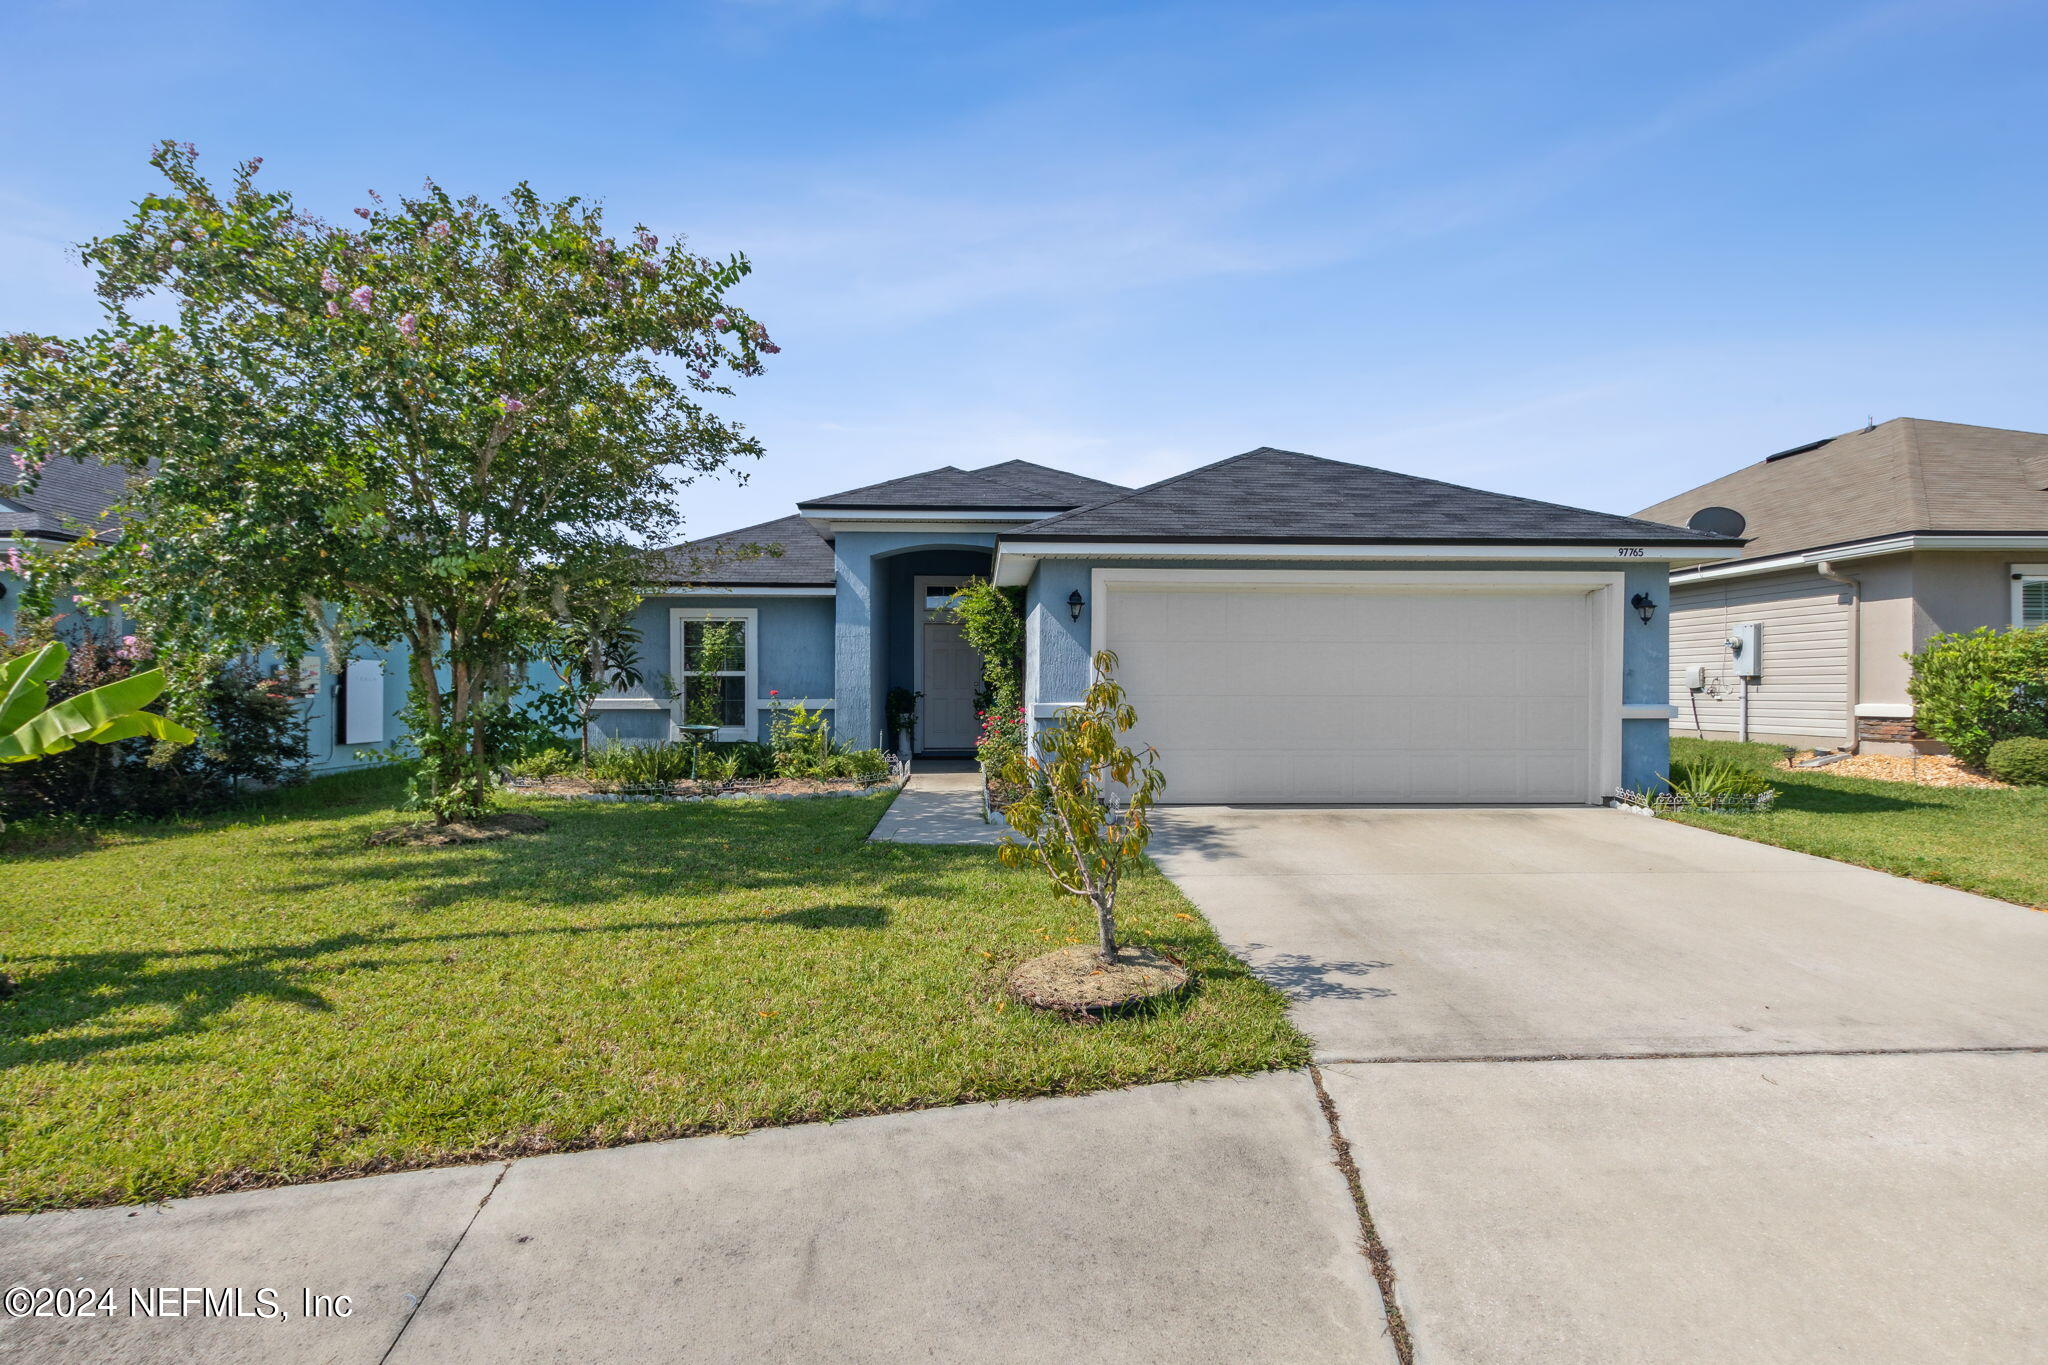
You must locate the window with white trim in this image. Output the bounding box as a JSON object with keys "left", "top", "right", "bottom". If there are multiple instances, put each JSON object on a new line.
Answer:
{"left": 672, "top": 608, "right": 757, "bottom": 740}
{"left": 2017, "top": 565, "right": 2048, "bottom": 629}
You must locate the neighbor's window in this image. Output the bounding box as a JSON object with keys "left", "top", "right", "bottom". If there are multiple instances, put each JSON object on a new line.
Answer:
{"left": 681, "top": 617, "right": 748, "bottom": 729}
{"left": 2019, "top": 571, "right": 2048, "bottom": 629}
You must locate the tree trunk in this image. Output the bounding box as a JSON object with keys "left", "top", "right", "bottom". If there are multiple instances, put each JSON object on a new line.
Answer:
{"left": 1094, "top": 895, "right": 1118, "bottom": 964}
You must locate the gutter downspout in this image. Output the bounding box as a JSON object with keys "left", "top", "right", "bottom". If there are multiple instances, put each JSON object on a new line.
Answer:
{"left": 1816, "top": 560, "right": 1860, "bottom": 751}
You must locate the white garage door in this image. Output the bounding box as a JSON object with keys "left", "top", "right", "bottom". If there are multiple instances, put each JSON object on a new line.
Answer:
{"left": 1104, "top": 581, "right": 1605, "bottom": 804}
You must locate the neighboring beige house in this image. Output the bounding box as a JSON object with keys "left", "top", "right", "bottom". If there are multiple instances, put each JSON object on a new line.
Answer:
{"left": 1635, "top": 418, "right": 2048, "bottom": 754}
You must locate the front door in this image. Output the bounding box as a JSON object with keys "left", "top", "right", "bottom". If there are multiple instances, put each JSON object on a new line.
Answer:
{"left": 916, "top": 577, "right": 983, "bottom": 752}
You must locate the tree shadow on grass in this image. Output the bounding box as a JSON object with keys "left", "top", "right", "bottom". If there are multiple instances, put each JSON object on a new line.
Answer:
{"left": 1767, "top": 779, "right": 1948, "bottom": 816}
{"left": 217, "top": 795, "right": 932, "bottom": 915}
{"left": 1, "top": 905, "right": 890, "bottom": 1070}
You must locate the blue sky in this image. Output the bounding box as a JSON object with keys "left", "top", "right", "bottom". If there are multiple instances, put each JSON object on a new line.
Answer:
{"left": 5, "top": 0, "right": 2044, "bottom": 540}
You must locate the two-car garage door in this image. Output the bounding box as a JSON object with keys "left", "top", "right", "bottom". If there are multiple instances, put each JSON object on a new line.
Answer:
{"left": 1102, "top": 578, "right": 1609, "bottom": 805}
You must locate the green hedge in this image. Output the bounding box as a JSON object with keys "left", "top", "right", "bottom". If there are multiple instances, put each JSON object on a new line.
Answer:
{"left": 1905, "top": 625, "right": 2048, "bottom": 767}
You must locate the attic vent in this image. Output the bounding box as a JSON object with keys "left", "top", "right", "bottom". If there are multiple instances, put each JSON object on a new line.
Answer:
{"left": 1687, "top": 506, "right": 1747, "bottom": 538}
{"left": 1764, "top": 437, "right": 1835, "bottom": 463}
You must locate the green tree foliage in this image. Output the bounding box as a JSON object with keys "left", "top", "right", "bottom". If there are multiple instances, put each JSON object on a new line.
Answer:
{"left": 1906, "top": 626, "right": 2048, "bottom": 767}
{"left": 947, "top": 578, "right": 1026, "bottom": 778}
{"left": 998, "top": 651, "right": 1165, "bottom": 963}
{"left": 0, "top": 142, "right": 775, "bottom": 822}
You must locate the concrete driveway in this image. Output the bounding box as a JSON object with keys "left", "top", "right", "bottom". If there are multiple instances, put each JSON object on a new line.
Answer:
{"left": 1152, "top": 805, "right": 2048, "bottom": 1361}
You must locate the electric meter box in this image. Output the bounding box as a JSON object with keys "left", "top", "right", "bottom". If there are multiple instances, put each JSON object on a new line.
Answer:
{"left": 1726, "top": 622, "right": 1761, "bottom": 678}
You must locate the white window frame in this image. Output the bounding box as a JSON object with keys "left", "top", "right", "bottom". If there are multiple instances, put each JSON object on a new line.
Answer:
{"left": 2014, "top": 564, "right": 2048, "bottom": 630}
{"left": 670, "top": 606, "right": 758, "bottom": 742}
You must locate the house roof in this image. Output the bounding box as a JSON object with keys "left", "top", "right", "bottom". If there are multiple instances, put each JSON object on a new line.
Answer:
{"left": 1634, "top": 418, "right": 2048, "bottom": 561}
{"left": 799, "top": 459, "right": 1128, "bottom": 512}
{"left": 1, "top": 452, "right": 135, "bottom": 542}
{"left": 641, "top": 514, "right": 838, "bottom": 587}
{"left": 1004, "top": 447, "right": 1737, "bottom": 545}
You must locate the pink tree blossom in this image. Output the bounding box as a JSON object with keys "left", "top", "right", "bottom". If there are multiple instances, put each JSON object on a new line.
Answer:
{"left": 348, "top": 285, "right": 374, "bottom": 312}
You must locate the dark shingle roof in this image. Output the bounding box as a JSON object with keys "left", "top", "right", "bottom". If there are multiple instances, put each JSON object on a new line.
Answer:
{"left": 800, "top": 460, "right": 1127, "bottom": 511}
{"left": 640, "top": 514, "right": 837, "bottom": 587}
{"left": 0, "top": 452, "right": 135, "bottom": 541}
{"left": 1634, "top": 418, "right": 2048, "bottom": 560}
{"left": 1005, "top": 448, "right": 1737, "bottom": 545}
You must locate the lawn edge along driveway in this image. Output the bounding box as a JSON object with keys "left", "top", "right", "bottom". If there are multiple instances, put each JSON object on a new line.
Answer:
{"left": 1666, "top": 738, "right": 2048, "bottom": 910}
{"left": 1, "top": 769, "right": 1308, "bottom": 1212}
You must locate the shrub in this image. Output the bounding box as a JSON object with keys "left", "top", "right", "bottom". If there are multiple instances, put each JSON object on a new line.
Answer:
{"left": 712, "top": 740, "right": 776, "bottom": 779}
{"left": 977, "top": 703, "right": 1027, "bottom": 803}
{"left": 1907, "top": 626, "right": 2048, "bottom": 767}
{"left": 1987, "top": 736, "right": 2048, "bottom": 787}
{"left": 508, "top": 746, "right": 578, "bottom": 780}
{"left": 1663, "top": 755, "right": 1776, "bottom": 807}
{"left": 584, "top": 739, "right": 697, "bottom": 788}
{"left": 0, "top": 631, "right": 310, "bottom": 822}
{"left": 769, "top": 701, "right": 834, "bottom": 778}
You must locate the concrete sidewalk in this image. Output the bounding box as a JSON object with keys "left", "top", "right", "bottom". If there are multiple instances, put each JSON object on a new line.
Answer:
{"left": 1323, "top": 1050, "right": 2048, "bottom": 1364}
{"left": 0, "top": 1074, "right": 1394, "bottom": 1364}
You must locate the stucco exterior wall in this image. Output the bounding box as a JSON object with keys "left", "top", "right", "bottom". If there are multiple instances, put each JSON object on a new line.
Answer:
{"left": 1021, "top": 555, "right": 1674, "bottom": 796}
{"left": 1912, "top": 551, "right": 2036, "bottom": 639}
{"left": 832, "top": 530, "right": 999, "bottom": 749}
{"left": 587, "top": 592, "right": 835, "bottom": 745}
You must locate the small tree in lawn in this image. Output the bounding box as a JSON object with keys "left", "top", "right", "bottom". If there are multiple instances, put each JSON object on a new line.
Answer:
{"left": 531, "top": 607, "right": 645, "bottom": 767}
{"left": 998, "top": 650, "right": 1165, "bottom": 964}
{"left": 0, "top": 141, "right": 776, "bottom": 823}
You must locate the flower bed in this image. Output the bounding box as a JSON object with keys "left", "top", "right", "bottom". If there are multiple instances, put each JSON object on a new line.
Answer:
{"left": 507, "top": 773, "right": 899, "bottom": 803}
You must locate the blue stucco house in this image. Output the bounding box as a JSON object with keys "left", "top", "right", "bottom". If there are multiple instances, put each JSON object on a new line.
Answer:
{"left": 596, "top": 448, "right": 1740, "bottom": 804}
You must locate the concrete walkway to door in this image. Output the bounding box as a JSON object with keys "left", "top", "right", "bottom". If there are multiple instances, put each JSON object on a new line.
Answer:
{"left": 867, "top": 764, "right": 1012, "bottom": 845}
{"left": 1149, "top": 804, "right": 2048, "bottom": 1361}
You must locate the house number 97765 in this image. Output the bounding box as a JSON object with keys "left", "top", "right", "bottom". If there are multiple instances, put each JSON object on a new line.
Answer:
{"left": 1615, "top": 547, "right": 1645, "bottom": 557}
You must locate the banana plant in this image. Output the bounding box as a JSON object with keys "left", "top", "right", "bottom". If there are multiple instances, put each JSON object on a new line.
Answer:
{"left": 0, "top": 641, "right": 196, "bottom": 763}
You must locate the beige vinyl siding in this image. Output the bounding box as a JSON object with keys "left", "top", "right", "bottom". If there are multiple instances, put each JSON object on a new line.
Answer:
{"left": 1669, "top": 571, "right": 1849, "bottom": 741}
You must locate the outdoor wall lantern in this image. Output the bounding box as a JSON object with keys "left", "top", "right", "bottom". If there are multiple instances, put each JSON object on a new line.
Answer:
{"left": 1066, "top": 590, "right": 1085, "bottom": 621}
{"left": 1630, "top": 591, "right": 1658, "bottom": 625}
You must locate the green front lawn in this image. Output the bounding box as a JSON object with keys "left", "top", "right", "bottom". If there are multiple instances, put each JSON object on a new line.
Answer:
{"left": 1669, "top": 738, "right": 2048, "bottom": 909}
{"left": 1, "top": 772, "right": 1307, "bottom": 1212}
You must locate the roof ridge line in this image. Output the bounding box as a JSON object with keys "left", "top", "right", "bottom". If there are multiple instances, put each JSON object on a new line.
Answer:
{"left": 1013, "top": 448, "right": 1284, "bottom": 532}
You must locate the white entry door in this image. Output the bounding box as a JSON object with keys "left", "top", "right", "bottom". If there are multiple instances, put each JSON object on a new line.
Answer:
{"left": 916, "top": 577, "right": 983, "bottom": 751}
{"left": 1101, "top": 575, "right": 1615, "bottom": 804}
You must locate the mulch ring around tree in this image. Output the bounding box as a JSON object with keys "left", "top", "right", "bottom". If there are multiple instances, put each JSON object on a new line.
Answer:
{"left": 1006, "top": 943, "right": 1192, "bottom": 1019}
{"left": 367, "top": 812, "right": 551, "bottom": 848}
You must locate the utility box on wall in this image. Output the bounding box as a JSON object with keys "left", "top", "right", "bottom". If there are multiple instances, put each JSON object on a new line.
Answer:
{"left": 1726, "top": 622, "right": 1761, "bottom": 679}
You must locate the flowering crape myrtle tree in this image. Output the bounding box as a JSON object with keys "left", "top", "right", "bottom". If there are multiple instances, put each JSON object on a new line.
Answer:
{"left": 997, "top": 651, "right": 1166, "bottom": 963}
{"left": 0, "top": 142, "right": 777, "bottom": 822}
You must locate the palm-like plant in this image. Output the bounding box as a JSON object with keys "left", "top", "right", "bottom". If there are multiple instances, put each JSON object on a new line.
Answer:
{"left": 0, "top": 641, "right": 196, "bottom": 764}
